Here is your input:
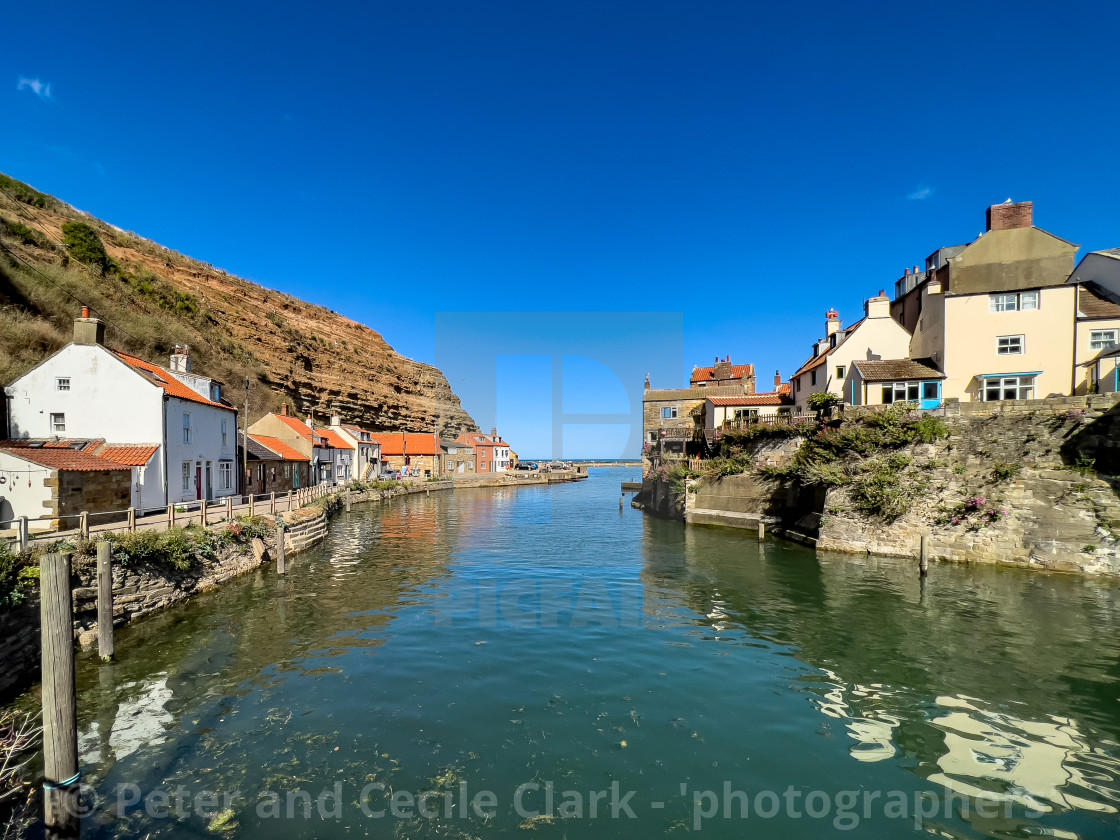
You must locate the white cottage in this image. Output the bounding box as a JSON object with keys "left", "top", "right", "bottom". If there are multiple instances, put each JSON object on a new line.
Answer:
{"left": 4, "top": 309, "right": 239, "bottom": 512}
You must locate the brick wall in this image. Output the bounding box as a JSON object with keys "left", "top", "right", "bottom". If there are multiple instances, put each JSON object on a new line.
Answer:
{"left": 987, "top": 201, "right": 1033, "bottom": 231}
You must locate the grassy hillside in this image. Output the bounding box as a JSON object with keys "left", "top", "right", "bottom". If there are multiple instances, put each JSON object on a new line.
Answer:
{"left": 0, "top": 172, "right": 477, "bottom": 435}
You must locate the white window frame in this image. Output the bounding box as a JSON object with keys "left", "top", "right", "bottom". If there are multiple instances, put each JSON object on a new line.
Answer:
{"left": 1090, "top": 329, "right": 1118, "bottom": 351}
{"left": 183, "top": 413, "right": 192, "bottom": 445}
{"left": 221, "top": 419, "right": 228, "bottom": 447}
{"left": 733, "top": 408, "right": 758, "bottom": 421}
{"left": 997, "top": 335, "right": 1025, "bottom": 355}
{"left": 983, "top": 375, "right": 1036, "bottom": 402}
{"left": 880, "top": 381, "right": 921, "bottom": 404}
{"left": 218, "top": 461, "right": 232, "bottom": 490}
{"left": 56, "top": 377, "right": 70, "bottom": 391}
{"left": 182, "top": 461, "right": 192, "bottom": 491}
{"left": 660, "top": 406, "right": 678, "bottom": 420}
{"left": 50, "top": 413, "right": 65, "bottom": 433}
{"left": 836, "top": 365, "right": 846, "bottom": 380}
{"left": 990, "top": 291, "right": 1040, "bottom": 312}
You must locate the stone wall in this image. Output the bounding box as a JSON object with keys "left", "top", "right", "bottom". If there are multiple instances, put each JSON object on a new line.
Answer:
{"left": 639, "top": 394, "right": 1120, "bottom": 577}
{"left": 52, "top": 469, "right": 131, "bottom": 519}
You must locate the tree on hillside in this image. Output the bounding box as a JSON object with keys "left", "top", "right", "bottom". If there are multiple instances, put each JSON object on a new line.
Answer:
{"left": 61, "top": 220, "right": 110, "bottom": 274}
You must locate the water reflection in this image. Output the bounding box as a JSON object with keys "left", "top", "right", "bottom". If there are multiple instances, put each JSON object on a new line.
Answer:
{"left": 647, "top": 515, "right": 1120, "bottom": 835}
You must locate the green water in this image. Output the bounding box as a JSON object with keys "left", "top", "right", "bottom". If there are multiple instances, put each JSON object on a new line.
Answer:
{"left": 65, "top": 468, "right": 1120, "bottom": 839}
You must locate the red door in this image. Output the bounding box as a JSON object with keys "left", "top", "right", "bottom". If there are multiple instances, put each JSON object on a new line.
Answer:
{"left": 195, "top": 465, "right": 203, "bottom": 500}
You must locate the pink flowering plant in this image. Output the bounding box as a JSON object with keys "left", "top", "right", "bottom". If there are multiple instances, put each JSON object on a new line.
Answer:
{"left": 937, "top": 495, "right": 1008, "bottom": 530}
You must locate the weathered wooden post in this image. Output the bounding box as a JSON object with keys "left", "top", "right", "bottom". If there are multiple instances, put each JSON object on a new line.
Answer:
{"left": 920, "top": 534, "right": 929, "bottom": 577}
{"left": 275, "top": 522, "right": 286, "bottom": 575}
{"left": 758, "top": 520, "right": 766, "bottom": 540}
{"left": 345, "top": 490, "right": 351, "bottom": 511}
{"left": 226, "top": 496, "right": 233, "bottom": 520}
{"left": 96, "top": 542, "right": 114, "bottom": 662}
{"left": 200, "top": 499, "right": 208, "bottom": 527}
{"left": 168, "top": 503, "right": 176, "bottom": 528}
{"left": 17, "top": 515, "right": 29, "bottom": 554}
{"left": 287, "top": 490, "right": 293, "bottom": 511}
{"left": 78, "top": 511, "right": 89, "bottom": 541}
{"left": 127, "top": 507, "right": 136, "bottom": 534}
{"left": 40, "top": 552, "right": 80, "bottom": 837}
{"left": 270, "top": 491, "right": 276, "bottom": 514}
{"left": 249, "top": 494, "right": 255, "bottom": 517}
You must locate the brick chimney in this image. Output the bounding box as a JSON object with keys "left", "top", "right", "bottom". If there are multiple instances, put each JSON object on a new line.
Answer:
{"left": 774, "top": 370, "right": 782, "bottom": 390}
{"left": 491, "top": 427, "right": 498, "bottom": 440}
{"left": 73, "top": 305, "right": 106, "bottom": 346}
{"left": 986, "top": 200, "right": 1033, "bottom": 232}
{"left": 280, "top": 403, "right": 289, "bottom": 416}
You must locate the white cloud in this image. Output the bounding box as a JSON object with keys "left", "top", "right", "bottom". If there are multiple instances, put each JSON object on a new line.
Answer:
{"left": 17, "top": 77, "right": 52, "bottom": 101}
{"left": 907, "top": 185, "right": 934, "bottom": 201}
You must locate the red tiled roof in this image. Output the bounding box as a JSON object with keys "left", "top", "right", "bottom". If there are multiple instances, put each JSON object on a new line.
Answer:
{"left": 368, "top": 433, "right": 440, "bottom": 456}
{"left": 97, "top": 444, "right": 159, "bottom": 467}
{"left": 112, "top": 351, "right": 234, "bottom": 411}
{"left": 0, "top": 445, "right": 131, "bottom": 472}
{"left": 317, "top": 428, "right": 352, "bottom": 449}
{"left": 691, "top": 363, "right": 755, "bottom": 383}
{"left": 271, "top": 413, "right": 329, "bottom": 446}
{"left": 707, "top": 393, "right": 795, "bottom": 407}
{"left": 250, "top": 434, "right": 310, "bottom": 462}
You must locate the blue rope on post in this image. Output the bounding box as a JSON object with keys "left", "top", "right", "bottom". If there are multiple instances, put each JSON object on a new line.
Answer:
{"left": 43, "top": 770, "right": 82, "bottom": 790}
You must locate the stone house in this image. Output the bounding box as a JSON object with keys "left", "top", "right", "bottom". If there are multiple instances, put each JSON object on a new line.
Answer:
{"left": 791, "top": 294, "right": 913, "bottom": 410}
{"left": 0, "top": 440, "right": 131, "bottom": 530}
{"left": 238, "top": 430, "right": 311, "bottom": 495}
{"left": 4, "top": 309, "right": 239, "bottom": 512}
{"left": 896, "top": 201, "right": 1081, "bottom": 403}
{"left": 369, "top": 432, "right": 441, "bottom": 478}
{"left": 690, "top": 358, "right": 756, "bottom": 391}
{"left": 455, "top": 429, "right": 511, "bottom": 473}
{"left": 442, "top": 440, "right": 475, "bottom": 474}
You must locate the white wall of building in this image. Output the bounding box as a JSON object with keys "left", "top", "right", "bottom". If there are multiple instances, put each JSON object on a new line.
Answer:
{"left": 0, "top": 451, "right": 53, "bottom": 529}
{"left": 5, "top": 344, "right": 169, "bottom": 511}
{"left": 164, "top": 397, "right": 239, "bottom": 504}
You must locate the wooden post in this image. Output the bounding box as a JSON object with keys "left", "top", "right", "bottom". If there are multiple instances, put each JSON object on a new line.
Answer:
{"left": 168, "top": 504, "right": 176, "bottom": 528}
{"left": 345, "top": 490, "right": 351, "bottom": 511}
{"left": 920, "top": 534, "right": 929, "bottom": 577}
{"left": 270, "top": 491, "right": 276, "bottom": 514}
{"left": 78, "top": 511, "right": 89, "bottom": 541}
{"left": 200, "top": 499, "right": 208, "bottom": 527}
{"left": 287, "top": 490, "right": 293, "bottom": 511}
{"left": 40, "top": 552, "right": 80, "bottom": 837}
{"left": 275, "top": 523, "right": 286, "bottom": 575}
{"left": 226, "top": 496, "right": 233, "bottom": 520}
{"left": 96, "top": 542, "right": 114, "bottom": 662}
{"left": 758, "top": 520, "right": 766, "bottom": 540}
{"left": 127, "top": 507, "right": 136, "bottom": 534}
{"left": 619, "top": 494, "right": 624, "bottom": 509}
{"left": 17, "top": 516, "right": 28, "bottom": 554}
{"left": 249, "top": 494, "right": 255, "bottom": 517}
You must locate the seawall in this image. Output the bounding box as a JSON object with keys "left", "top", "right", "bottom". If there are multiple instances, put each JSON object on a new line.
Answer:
{"left": 637, "top": 394, "right": 1120, "bottom": 576}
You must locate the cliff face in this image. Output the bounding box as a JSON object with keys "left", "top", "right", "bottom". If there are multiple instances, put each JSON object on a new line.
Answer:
{"left": 639, "top": 395, "right": 1120, "bottom": 577}
{"left": 0, "top": 173, "right": 478, "bottom": 436}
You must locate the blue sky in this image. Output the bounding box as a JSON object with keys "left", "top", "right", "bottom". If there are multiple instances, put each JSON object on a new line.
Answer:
{"left": 5, "top": 1, "right": 1120, "bottom": 457}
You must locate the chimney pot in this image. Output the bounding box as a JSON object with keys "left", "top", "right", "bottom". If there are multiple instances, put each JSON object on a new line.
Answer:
{"left": 904, "top": 268, "right": 910, "bottom": 277}
{"left": 81, "top": 305, "right": 90, "bottom": 319}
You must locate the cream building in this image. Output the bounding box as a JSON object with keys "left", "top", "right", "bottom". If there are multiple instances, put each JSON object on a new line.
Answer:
{"left": 791, "top": 293, "right": 913, "bottom": 410}
{"left": 900, "top": 201, "right": 1080, "bottom": 402}
{"left": 1068, "top": 250, "right": 1120, "bottom": 394}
